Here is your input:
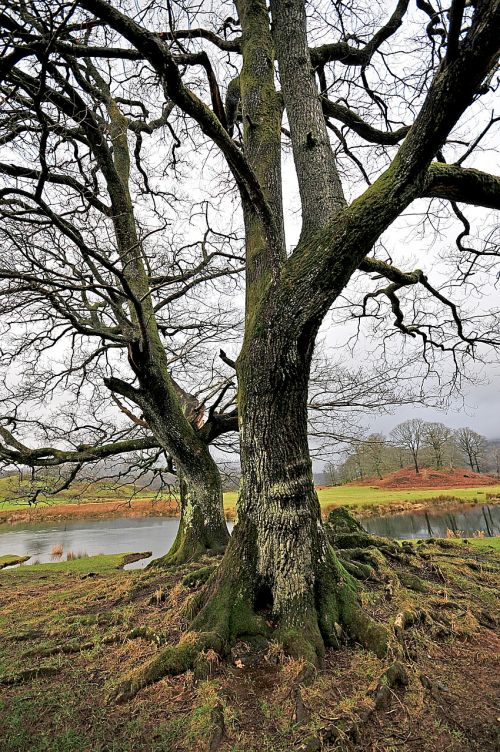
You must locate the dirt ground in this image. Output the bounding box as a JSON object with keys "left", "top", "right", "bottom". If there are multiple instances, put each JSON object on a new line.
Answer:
{"left": 0, "top": 535, "right": 498, "bottom": 752}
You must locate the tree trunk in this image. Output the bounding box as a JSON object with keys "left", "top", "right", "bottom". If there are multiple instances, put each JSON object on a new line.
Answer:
{"left": 149, "top": 461, "right": 229, "bottom": 568}
{"left": 185, "top": 327, "right": 388, "bottom": 664}
{"left": 413, "top": 453, "right": 420, "bottom": 474}
{"left": 124, "top": 348, "right": 230, "bottom": 566}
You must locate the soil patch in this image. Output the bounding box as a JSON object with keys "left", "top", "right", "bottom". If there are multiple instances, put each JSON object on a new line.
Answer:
{"left": 0, "top": 539, "right": 498, "bottom": 751}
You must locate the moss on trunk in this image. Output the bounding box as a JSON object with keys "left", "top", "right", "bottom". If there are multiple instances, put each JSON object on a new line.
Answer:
{"left": 148, "top": 473, "right": 229, "bottom": 568}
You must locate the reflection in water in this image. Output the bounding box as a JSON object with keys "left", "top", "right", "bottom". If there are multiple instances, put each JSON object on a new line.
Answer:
{"left": 362, "top": 504, "right": 500, "bottom": 540}
{"left": 0, "top": 517, "right": 184, "bottom": 569}
{"left": 0, "top": 505, "right": 498, "bottom": 570}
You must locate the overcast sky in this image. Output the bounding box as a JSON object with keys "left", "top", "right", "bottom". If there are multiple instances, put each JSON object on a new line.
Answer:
{"left": 365, "top": 369, "right": 500, "bottom": 439}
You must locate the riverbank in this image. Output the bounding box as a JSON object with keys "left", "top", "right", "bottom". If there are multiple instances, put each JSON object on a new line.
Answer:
{"left": 0, "top": 540, "right": 498, "bottom": 752}
{"left": 1, "top": 483, "right": 499, "bottom": 525}
{"left": 0, "top": 497, "right": 180, "bottom": 525}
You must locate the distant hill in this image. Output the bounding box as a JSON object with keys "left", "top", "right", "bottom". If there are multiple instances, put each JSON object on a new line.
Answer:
{"left": 349, "top": 466, "right": 499, "bottom": 490}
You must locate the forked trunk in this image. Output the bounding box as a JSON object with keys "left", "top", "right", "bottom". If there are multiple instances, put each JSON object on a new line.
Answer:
{"left": 188, "top": 329, "right": 388, "bottom": 663}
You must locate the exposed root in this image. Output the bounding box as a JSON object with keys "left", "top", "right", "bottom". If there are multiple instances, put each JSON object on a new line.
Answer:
{"left": 111, "top": 508, "right": 492, "bottom": 703}
{"left": 25, "top": 640, "right": 95, "bottom": 658}
{"left": 109, "top": 631, "right": 221, "bottom": 703}
{"left": 0, "top": 665, "right": 60, "bottom": 686}
{"left": 316, "top": 542, "right": 391, "bottom": 659}
{"left": 337, "top": 557, "right": 374, "bottom": 580}
{"left": 298, "top": 660, "right": 410, "bottom": 751}
{"left": 147, "top": 539, "right": 223, "bottom": 569}
{"left": 147, "top": 515, "right": 228, "bottom": 568}
{"left": 182, "top": 565, "right": 217, "bottom": 588}
{"left": 394, "top": 608, "right": 428, "bottom": 639}
{"left": 110, "top": 552, "right": 269, "bottom": 702}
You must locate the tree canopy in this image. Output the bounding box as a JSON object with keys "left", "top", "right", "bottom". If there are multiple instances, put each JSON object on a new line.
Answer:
{"left": 0, "top": 0, "right": 499, "bottom": 700}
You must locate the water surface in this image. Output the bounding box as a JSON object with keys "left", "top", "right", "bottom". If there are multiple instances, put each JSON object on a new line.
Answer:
{"left": 362, "top": 504, "right": 499, "bottom": 539}
{"left": 0, "top": 517, "right": 183, "bottom": 569}
{"left": 0, "top": 505, "right": 498, "bottom": 570}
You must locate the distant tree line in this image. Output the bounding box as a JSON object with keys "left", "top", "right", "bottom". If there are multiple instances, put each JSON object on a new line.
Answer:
{"left": 325, "top": 420, "right": 500, "bottom": 484}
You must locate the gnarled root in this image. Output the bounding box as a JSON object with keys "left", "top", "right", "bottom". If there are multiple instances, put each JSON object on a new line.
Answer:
{"left": 147, "top": 536, "right": 225, "bottom": 569}
{"left": 111, "top": 550, "right": 268, "bottom": 702}
{"left": 315, "top": 545, "right": 391, "bottom": 659}
{"left": 110, "top": 511, "right": 415, "bottom": 702}
{"left": 109, "top": 631, "right": 221, "bottom": 703}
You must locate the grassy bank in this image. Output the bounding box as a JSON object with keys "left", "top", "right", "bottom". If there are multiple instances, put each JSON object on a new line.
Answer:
{"left": 225, "top": 484, "right": 500, "bottom": 519}
{"left": 466, "top": 535, "right": 500, "bottom": 551}
{"left": 0, "top": 541, "right": 498, "bottom": 752}
{"left": 0, "top": 554, "right": 30, "bottom": 569}
{"left": 1, "top": 477, "right": 499, "bottom": 524}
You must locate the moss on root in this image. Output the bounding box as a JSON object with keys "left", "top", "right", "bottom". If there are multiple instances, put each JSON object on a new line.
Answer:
{"left": 182, "top": 565, "right": 217, "bottom": 588}
{"left": 276, "top": 619, "right": 326, "bottom": 668}
{"left": 147, "top": 531, "right": 225, "bottom": 569}
{"left": 316, "top": 545, "right": 390, "bottom": 658}
{"left": 111, "top": 510, "right": 455, "bottom": 703}
{"left": 110, "top": 631, "right": 220, "bottom": 703}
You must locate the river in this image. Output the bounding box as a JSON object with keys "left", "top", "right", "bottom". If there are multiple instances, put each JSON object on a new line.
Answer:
{"left": 0, "top": 504, "right": 498, "bottom": 569}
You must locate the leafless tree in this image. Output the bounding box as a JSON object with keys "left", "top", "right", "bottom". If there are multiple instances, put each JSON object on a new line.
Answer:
{"left": 0, "top": 0, "right": 245, "bottom": 561}
{"left": 424, "top": 421, "right": 453, "bottom": 469}
{"left": 390, "top": 418, "right": 426, "bottom": 473}
{"left": 455, "top": 426, "right": 488, "bottom": 472}
{"left": 0, "top": 0, "right": 499, "bottom": 697}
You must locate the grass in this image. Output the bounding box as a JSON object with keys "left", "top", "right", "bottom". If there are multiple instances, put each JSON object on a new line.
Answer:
{"left": 0, "top": 539, "right": 498, "bottom": 752}
{"left": 11, "top": 552, "right": 149, "bottom": 574}
{"left": 465, "top": 535, "right": 500, "bottom": 551}
{"left": 0, "top": 554, "right": 30, "bottom": 569}
{"left": 66, "top": 550, "right": 88, "bottom": 561}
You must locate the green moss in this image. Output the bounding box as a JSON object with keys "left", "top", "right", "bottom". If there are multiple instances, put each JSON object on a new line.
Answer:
{"left": 399, "top": 572, "right": 428, "bottom": 592}
{"left": 276, "top": 620, "right": 325, "bottom": 667}
{"left": 1, "top": 553, "right": 148, "bottom": 574}
{"left": 0, "top": 554, "right": 30, "bottom": 569}
{"left": 342, "top": 603, "right": 389, "bottom": 658}
{"left": 325, "top": 506, "right": 363, "bottom": 533}
{"left": 182, "top": 565, "right": 217, "bottom": 588}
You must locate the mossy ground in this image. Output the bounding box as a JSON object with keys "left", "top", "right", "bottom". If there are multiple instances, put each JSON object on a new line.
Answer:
{"left": 0, "top": 542, "right": 498, "bottom": 752}
{"left": 0, "top": 554, "right": 30, "bottom": 569}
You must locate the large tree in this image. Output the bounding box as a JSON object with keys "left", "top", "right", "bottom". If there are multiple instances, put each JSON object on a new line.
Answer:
{"left": 455, "top": 426, "right": 488, "bottom": 472}
{"left": 390, "top": 418, "right": 426, "bottom": 473}
{"left": 1, "top": 0, "right": 499, "bottom": 699}
{"left": 0, "top": 2, "right": 247, "bottom": 562}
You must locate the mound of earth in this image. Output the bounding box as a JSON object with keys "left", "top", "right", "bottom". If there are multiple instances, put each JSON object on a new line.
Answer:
{"left": 351, "top": 466, "right": 499, "bottom": 489}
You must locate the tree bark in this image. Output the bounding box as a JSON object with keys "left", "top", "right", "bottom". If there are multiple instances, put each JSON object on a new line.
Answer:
{"left": 120, "top": 351, "right": 230, "bottom": 566}
{"left": 149, "top": 464, "right": 228, "bottom": 567}
{"left": 183, "top": 315, "right": 388, "bottom": 665}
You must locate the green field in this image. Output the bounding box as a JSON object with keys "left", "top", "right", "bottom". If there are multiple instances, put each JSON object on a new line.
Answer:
{"left": 0, "top": 473, "right": 499, "bottom": 517}
{"left": 225, "top": 484, "right": 500, "bottom": 515}
{"left": 465, "top": 535, "right": 500, "bottom": 551}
